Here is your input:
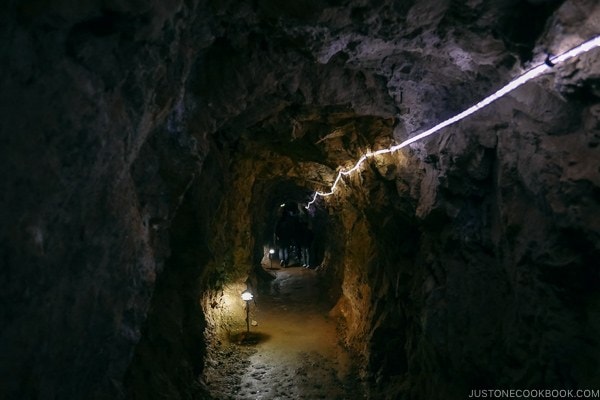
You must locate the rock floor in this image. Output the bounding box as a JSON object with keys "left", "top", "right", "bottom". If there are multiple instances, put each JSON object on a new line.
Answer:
{"left": 204, "top": 263, "right": 366, "bottom": 399}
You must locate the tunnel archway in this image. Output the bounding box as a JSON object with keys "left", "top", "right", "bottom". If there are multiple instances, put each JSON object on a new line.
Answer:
{"left": 252, "top": 182, "right": 330, "bottom": 271}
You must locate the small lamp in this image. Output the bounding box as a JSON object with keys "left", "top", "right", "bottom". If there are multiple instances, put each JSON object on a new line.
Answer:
{"left": 241, "top": 290, "right": 253, "bottom": 333}
{"left": 269, "top": 248, "right": 275, "bottom": 268}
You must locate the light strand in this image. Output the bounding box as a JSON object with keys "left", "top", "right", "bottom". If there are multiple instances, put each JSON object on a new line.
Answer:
{"left": 306, "top": 35, "right": 600, "bottom": 209}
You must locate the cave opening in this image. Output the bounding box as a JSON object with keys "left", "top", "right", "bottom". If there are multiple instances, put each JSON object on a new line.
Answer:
{"left": 204, "top": 178, "right": 354, "bottom": 397}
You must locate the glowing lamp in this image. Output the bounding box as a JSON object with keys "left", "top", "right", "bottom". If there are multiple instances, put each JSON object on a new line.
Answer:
{"left": 241, "top": 289, "right": 253, "bottom": 333}
{"left": 268, "top": 248, "right": 276, "bottom": 268}
{"left": 241, "top": 290, "right": 253, "bottom": 301}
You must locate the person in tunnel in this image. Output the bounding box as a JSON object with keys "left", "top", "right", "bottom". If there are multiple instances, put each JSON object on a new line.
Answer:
{"left": 275, "top": 208, "right": 297, "bottom": 267}
{"left": 298, "top": 221, "right": 314, "bottom": 268}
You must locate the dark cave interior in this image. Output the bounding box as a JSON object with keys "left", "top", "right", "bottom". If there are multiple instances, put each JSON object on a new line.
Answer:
{"left": 1, "top": 0, "right": 600, "bottom": 399}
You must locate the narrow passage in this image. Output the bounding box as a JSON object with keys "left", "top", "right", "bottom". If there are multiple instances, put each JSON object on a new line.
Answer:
{"left": 205, "top": 264, "right": 365, "bottom": 399}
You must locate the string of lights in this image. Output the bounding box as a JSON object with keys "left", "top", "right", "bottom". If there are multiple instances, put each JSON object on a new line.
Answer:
{"left": 306, "top": 35, "right": 600, "bottom": 209}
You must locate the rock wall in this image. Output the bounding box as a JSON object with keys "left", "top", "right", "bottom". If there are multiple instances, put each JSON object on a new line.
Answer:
{"left": 326, "top": 53, "right": 600, "bottom": 399}
{"left": 2, "top": 0, "right": 599, "bottom": 399}
{"left": 0, "top": 1, "right": 210, "bottom": 398}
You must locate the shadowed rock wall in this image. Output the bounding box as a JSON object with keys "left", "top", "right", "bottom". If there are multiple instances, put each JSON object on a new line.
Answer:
{"left": 0, "top": 1, "right": 211, "bottom": 398}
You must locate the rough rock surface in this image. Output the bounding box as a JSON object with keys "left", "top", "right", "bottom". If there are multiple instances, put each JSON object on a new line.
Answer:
{"left": 1, "top": 0, "right": 599, "bottom": 399}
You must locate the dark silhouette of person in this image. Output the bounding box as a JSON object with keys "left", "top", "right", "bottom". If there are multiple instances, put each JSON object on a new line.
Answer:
{"left": 275, "top": 210, "right": 296, "bottom": 267}
{"left": 298, "top": 221, "right": 314, "bottom": 268}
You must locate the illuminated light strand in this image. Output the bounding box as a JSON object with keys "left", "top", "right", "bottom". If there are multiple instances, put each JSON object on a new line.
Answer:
{"left": 306, "top": 35, "right": 600, "bottom": 209}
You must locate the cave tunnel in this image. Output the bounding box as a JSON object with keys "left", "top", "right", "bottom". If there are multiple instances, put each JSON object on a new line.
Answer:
{"left": 2, "top": 1, "right": 600, "bottom": 399}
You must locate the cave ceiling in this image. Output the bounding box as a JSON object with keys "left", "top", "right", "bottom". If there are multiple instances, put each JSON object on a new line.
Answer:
{"left": 179, "top": 0, "right": 599, "bottom": 202}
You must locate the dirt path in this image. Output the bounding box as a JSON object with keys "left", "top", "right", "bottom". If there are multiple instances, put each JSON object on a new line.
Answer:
{"left": 204, "top": 265, "right": 365, "bottom": 400}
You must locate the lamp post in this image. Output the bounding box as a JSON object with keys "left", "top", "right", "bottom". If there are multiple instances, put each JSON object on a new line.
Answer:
{"left": 269, "top": 248, "right": 275, "bottom": 268}
{"left": 241, "top": 290, "right": 253, "bottom": 333}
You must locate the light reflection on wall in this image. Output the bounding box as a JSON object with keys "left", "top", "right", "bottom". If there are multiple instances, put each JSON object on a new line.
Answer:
{"left": 202, "top": 282, "right": 251, "bottom": 339}
{"left": 306, "top": 35, "right": 600, "bottom": 209}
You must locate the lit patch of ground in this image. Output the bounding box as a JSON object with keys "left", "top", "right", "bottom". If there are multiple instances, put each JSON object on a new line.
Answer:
{"left": 205, "top": 265, "right": 365, "bottom": 399}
